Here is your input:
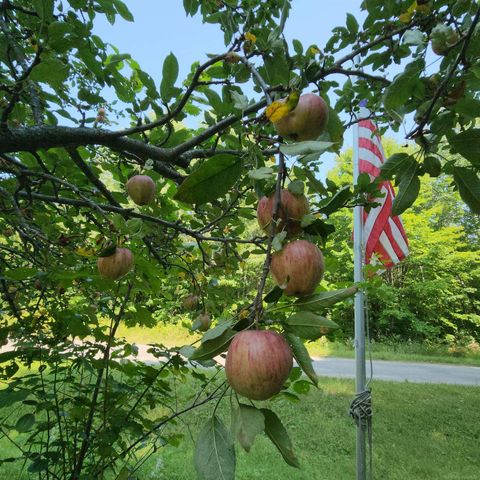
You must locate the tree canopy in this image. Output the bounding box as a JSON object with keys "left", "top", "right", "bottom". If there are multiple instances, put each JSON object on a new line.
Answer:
{"left": 0, "top": 0, "right": 479, "bottom": 478}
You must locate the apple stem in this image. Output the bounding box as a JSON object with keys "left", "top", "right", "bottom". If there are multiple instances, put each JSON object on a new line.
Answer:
{"left": 253, "top": 151, "right": 286, "bottom": 327}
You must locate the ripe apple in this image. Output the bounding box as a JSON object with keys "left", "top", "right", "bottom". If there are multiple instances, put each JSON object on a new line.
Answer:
{"left": 126, "top": 175, "right": 156, "bottom": 206}
{"left": 257, "top": 189, "right": 309, "bottom": 236}
{"left": 97, "top": 247, "right": 134, "bottom": 280}
{"left": 273, "top": 93, "right": 329, "bottom": 141}
{"left": 225, "top": 330, "right": 293, "bottom": 400}
{"left": 182, "top": 294, "right": 199, "bottom": 311}
{"left": 193, "top": 313, "right": 211, "bottom": 332}
{"left": 270, "top": 239, "right": 324, "bottom": 297}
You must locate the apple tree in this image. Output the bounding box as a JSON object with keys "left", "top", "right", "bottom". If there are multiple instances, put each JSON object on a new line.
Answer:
{"left": 0, "top": 0, "right": 479, "bottom": 478}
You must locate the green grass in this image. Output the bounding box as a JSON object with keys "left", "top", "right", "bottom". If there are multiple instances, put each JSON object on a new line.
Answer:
{"left": 1, "top": 372, "right": 479, "bottom": 479}
{"left": 138, "top": 378, "right": 480, "bottom": 479}
{"left": 115, "top": 322, "right": 480, "bottom": 366}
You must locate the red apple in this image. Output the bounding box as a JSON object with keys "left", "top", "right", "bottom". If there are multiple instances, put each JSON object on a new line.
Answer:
{"left": 273, "top": 93, "right": 329, "bottom": 141}
{"left": 126, "top": 175, "right": 156, "bottom": 206}
{"left": 97, "top": 247, "right": 134, "bottom": 280}
{"left": 270, "top": 239, "right": 324, "bottom": 297}
{"left": 257, "top": 189, "right": 309, "bottom": 236}
{"left": 182, "top": 294, "right": 199, "bottom": 311}
{"left": 225, "top": 330, "right": 293, "bottom": 400}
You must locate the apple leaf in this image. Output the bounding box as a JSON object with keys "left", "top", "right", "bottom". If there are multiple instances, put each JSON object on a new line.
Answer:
{"left": 15, "top": 413, "right": 35, "bottom": 433}
{"left": 174, "top": 154, "right": 242, "bottom": 205}
{"left": 453, "top": 167, "right": 480, "bottom": 214}
{"left": 318, "top": 186, "right": 352, "bottom": 216}
{"left": 391, "top": 161, "right": 420, "bottom": 216}
{"left": 261, "top": 409, "right": 300, "bottom": 468}
{"left": 194, "top": 415, "right": 236, "bottom": 480}
{"left": 287, "top": 180, "right": 304, "bottom": 196}
{"left": 380, "top": 153, "right": 415, "bottom": 180}
{"left": 189, "top": 329, "right": 236, "bottom": 361}
{"left": 232, "top": 404, "right": 265, "bottom": 452}
{"left": 302, "top": 218, "right": 335, "bottom": 241}
{"left": 280, "top": 140, "right": 333, "bottom": 157}
{"left": 160, "top": 52, "right": 179, "bottom": 101}
{"left": 201, "top": 320, "right": 233, "bottom": 343}
{"left": 449, "top": 129, "right": 480, "bottom": 167}
{"left": 264, "top": 286, "right": 283, "bottom": 304}
{"left": 284, "top": 333, "right": 318, "bottom": 386}
{"left": 284, "top": 312, "right": 339, "bottom": 340}
{"left": 294, "top": 286, "right": 358, "bottom": 312}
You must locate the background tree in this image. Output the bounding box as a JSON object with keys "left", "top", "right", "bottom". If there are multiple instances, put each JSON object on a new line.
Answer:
{"left": 0, "top": 0, "right": 479, "bottom": 478}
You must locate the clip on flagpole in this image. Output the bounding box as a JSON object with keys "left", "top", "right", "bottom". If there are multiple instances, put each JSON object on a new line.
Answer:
{"left": 351, "top": 100, "right": 370, "bottom": 480}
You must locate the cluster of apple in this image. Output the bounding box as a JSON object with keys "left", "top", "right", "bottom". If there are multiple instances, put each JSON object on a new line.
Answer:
{"left": 225, "top": 93, "right": 329, "bottom": 401}
{"left": 96, "top": 175, "right": 156, "bottom": 280}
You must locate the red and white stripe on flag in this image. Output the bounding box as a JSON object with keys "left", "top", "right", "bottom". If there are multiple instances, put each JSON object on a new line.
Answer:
{"left": 358, "top": 118, "right": 409, "bottom": 268}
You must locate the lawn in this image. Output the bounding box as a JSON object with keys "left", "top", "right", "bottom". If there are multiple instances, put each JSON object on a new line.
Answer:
{"left": 1, "top": 374, "right": 479, "bottom": 479}
{"left": 134, "top": 378, "right": 480, "bottom": 479}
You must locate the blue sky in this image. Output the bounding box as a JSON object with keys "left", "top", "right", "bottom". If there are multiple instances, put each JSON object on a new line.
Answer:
{"left": 93, "top": 2, "right": 408, "bottom": 174}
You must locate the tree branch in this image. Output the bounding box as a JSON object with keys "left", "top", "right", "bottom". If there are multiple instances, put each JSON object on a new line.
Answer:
{"left": 15, "top": 191, "right": 264, "bottom": 245}
{"left": 408, "top": 5, "right": 480, "bottom": 138}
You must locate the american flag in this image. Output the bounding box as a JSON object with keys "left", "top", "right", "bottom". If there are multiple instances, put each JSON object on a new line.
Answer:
{"left": 357, "top": 115, "right": 409, "bottom": 268}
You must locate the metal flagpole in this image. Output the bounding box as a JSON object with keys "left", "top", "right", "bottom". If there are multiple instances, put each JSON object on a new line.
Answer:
{"left": 352, "top": 113, "right": 367, "bottom": 480}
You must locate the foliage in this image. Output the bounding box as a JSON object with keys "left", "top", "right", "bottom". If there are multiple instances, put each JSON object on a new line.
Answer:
{"left": 0, "top": 0, "right": 479, "bottom": 478}
{"left": 326, "top": 145, "right": 480, "bottom": 343}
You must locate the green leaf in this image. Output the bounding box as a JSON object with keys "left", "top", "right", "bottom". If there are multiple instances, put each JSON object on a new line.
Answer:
{"left": 451, "top": 98, "right": 480, "bottom": 120}
{"left": 284, "top": 312, "right": 339, "bottom": 340}
{"left": 294, "top": 286, "right": 358, "bottom": 312}
{"left": 160, "top": 52, "right": 179, "bottom": 101}
{"left": 174, "top": 155, "right": 242, "bottom": 205}
{"left": 112, "top": 0, "right": 134, "bottom": 21}
{"left": 261, "top": 409, "right": 300, "bottom": 468}
{"left": 392, "top": 161, "right": 420, "bottom": 216}
{"left": 284, "top": 333, "right": 318, "bottom": 386}
{"left": 402, "top": 29, "right": 425, "bottom": 46}
{"left": 201, "top": 320, "right": 233, "bottom": 343}
{"left": 326, "top": 107, "right": 344, "bottom": 151}
{"left": 453, "top": 167, "right": 480, "bottom": 214}
{"left": 0, "top": 388, "right": 29, "bottom": 408}
{"left": 264, "top": 286, "right": 283, "bottom": 304}
{"left": 302, "top": 218, "right": 335, "bottom": 240}
{"left": 423, "top": 156, "right": 442, "bottom": 177}
{"left": 194, "top": 415, "right": 236, "bottom": 480}
{"left": 346, "top": 13, "right": 359, "bottom": 36}
{"left": 272, "top": 231, "right": 287, "bottom": 252}
{"left": 319, "top": 186, "right": 352, "bottom": 216}
{"left": 4, "top": 267, "right": 37, "bottom": 280}
{"left": 384, "top": 61, "right": 423, "bottom": 111}
{"left": 190, "top": 329, "right": 236, "bottom": 361}
{"left": 232, "top": 404, "right": 265, "bottom": 452}
{"left": 248, "top": 167, "right": 274, "bottom": 180}
{"left": 30, "top": 58, "right": 69, "bottom": 88}
{"left": 287, "top": 180, "right": 304, "bottom": 196}
{"left": 15, "top": 413, "right": 35, "bottom": 433}
{"left": 449, "top": 129, "right": 480, "bottom": 167}
{"left": 380, "top": 153, "right": 415, "bottom": 180}
{"left": 280, "top": 141, "right": 333, "bottom": 157}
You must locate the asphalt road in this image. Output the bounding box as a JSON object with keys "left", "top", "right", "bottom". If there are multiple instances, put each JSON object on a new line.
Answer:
{"left": 311, "top": 356, "right": 480, "bottom": 385}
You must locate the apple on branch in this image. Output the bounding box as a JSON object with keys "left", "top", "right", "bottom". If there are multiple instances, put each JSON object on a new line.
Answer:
{"left": 126, "top": 175, "right": 156, "bottom": 206}
{"left": 270, "top": 239, "right": 324, "bottom": 297}
{"left": 257, "top": 189, "right": 309, "bottom": 236}
{"left": 97, "top": 247, "right": 134, "bottom": 280}
{"left": 269, "top": 93, "right": 329, "bottom": 142}
{"left": 225, "top": 330, "right": 293, "bottom": 400}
